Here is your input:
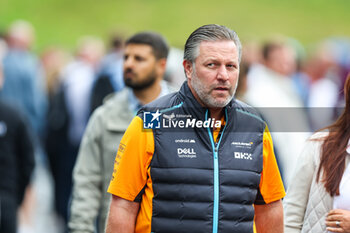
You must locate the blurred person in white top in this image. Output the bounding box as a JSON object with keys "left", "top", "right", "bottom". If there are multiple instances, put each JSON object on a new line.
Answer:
{"left": 245, "top": 38, "right": 310, "bottom": 189}
{"left": 300, "top": 42, "right": 339, "bottom": 131}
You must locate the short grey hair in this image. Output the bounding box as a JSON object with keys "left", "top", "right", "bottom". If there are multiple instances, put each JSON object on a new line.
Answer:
{"left": 184, "top": 24, "right": 242, "bottom": 63}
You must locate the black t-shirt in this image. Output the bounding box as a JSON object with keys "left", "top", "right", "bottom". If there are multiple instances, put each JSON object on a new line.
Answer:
{"left": 0, "top": 99, "right": 35, "bottom": 205}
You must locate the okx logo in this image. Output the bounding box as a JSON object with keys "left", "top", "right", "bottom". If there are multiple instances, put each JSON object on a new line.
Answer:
{"left": 234, "top": 152, "right": 253, "bottom": 160}
{"left": 143, "top": 110, "right": 161, "bottom": 129}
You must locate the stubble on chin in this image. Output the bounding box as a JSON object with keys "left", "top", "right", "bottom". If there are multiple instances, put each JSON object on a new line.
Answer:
{"left": 190, "top": 74, "right": 234, "bottom": 108}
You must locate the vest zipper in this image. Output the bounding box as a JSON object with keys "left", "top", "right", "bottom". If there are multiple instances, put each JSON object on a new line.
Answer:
{"left": 205, "top": 109, "right": 228, "bottom": 233}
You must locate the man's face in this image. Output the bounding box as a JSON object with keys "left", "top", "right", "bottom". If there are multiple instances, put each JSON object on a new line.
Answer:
{"left": 185, "top": 40, "right": 240, "bottom": 108}
{"left": 123, "top": 44, "right": 159, "bottom": 90}
{"left": 266, "top": 46, "right": 296, "bottom": 76}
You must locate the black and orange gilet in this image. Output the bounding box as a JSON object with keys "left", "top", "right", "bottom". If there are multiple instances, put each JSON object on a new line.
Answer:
{"left": 108, "top": 82, "right": 285, "bottom": 233}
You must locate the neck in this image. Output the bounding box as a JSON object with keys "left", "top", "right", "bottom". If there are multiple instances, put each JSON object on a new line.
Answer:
{"left": 133, "top": 79, "right": 162, "bottom": 105}
{"left": 209, "top": 108, "right": 224, "bottom": 122}
{"left": 304, "top": 65, "right": 324, "bottom": 83}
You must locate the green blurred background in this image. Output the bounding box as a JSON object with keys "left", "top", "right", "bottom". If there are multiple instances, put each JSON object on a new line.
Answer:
{"left": 1, "top": 0, "right": 350, "bottom": 51}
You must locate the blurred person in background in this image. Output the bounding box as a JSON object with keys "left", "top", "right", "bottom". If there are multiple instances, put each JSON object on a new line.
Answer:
{"left": 244, "top": 38, "right": 310, "bottom": 188}
{"left": 327, "top": 38, "right": 350, "bottom": 106}
{"left": 235, "top": 62, "right": 249, "bottom": 101}
{"left": 241, "top": 40, "right": 263, "bottom": 68}
{"left": 45, "top": 36, "right": 105, "bottom": 231}
{"left": 0, "top": 50, "right": 35, "bottom": 233}
{"left": 246, "top": 38, "right": 302, "bottom": 107}
{"left": 69, "top": 31, "right": 175, "bottom": 233}
{"left": 90, "top": 33, "right": 125, "bottom": 113}
{"left": 297, "top": 42, "right": 340, "bottom": 131}
{"left": 0, "top": 34, "right": 7, "bottom": 61}
{"left": 163, "top": 47, "right": 187, "bottom": 89}
{"left": 235, "top": 41, "right": 261, "bottom": 101}
{"left": 40, "top": 47, "right": 71, "bottom": 232}
{"left": 0, "top": 20, "right": 47, "bottom": 142}
{"left": 0, "top": 20, "right": 52, "bottom": 233}
{"left": 284, "top": 73, "right": 350, "bottom": 233}
{"left": 41, "top": 47, "right": 71, "bottom": 181}
{"left": 41, "top": 47, "right": 71, "bottom": 103}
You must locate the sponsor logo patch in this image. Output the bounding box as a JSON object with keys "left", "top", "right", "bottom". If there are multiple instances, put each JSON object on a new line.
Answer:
{"left": 234, "top": 152, "right": 253, "bottom": 160}
{"left": 231, "top": 141, "right": 253, "bottom": 149}
{"left": 177, "top": 148, "right": 197, "bottom": 158}
{"left": 175, "top": 139, "right": 196, "bottom": 143}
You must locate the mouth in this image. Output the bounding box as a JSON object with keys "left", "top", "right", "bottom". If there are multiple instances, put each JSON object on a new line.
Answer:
{"left": 124, "top": 71, "right": 135, "bottom": 78}
{"left": 213, "top": 86, "right": 229, "bottom": 91}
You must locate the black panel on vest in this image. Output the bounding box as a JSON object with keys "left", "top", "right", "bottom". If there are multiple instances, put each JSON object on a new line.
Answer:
{"left": 138, "top": 82, "right": 266, "bottom": 233}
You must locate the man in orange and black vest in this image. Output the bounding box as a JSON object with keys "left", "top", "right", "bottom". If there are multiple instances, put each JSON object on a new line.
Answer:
{"left": 106, "top": 24, "right": 285, "bottom": 233}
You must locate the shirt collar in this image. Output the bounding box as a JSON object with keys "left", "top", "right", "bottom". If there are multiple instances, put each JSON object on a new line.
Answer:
{"left": 127, "top": 81, "right": 171, "bottom": 114}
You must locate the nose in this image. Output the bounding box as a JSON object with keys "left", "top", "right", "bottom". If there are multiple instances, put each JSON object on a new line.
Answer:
{"left": 216, "top": 65, "right": 229, "bottom": 81}
{"left": 124, "top": 56, "right": 133, "bottom": 69}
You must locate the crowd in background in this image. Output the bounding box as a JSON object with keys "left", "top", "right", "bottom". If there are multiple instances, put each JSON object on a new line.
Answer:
{"left": 0, "top": 19, "right": 350, "bottom": 233}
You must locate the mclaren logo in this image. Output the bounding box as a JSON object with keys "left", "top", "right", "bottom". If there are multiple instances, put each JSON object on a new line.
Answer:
{"left": 234, "top": 152, "right": 253, "bottom": 160}
{"left": 231, "top": 141, "right": 253, "bottom": 149}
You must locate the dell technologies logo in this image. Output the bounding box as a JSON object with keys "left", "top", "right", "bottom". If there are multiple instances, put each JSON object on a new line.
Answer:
{"left": 177, "top": 148, "right": 197, "bottom": 159}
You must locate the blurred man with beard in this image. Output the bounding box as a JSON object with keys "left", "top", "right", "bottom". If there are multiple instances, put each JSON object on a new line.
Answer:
{"left": 69, "top": 32, "right": 175, "bottom": 233}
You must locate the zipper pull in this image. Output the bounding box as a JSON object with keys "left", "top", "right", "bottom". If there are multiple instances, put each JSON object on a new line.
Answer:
{"left": 214, "top": 148, "right": 218, "bottom": 159}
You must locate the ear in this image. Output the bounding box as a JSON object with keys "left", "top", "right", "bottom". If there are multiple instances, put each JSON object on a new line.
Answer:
{"left": 156, "top": 58, "right": 167, "bottom": 76}
{"left": 183, "top": 59, "right": 193, "bottom": 80}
